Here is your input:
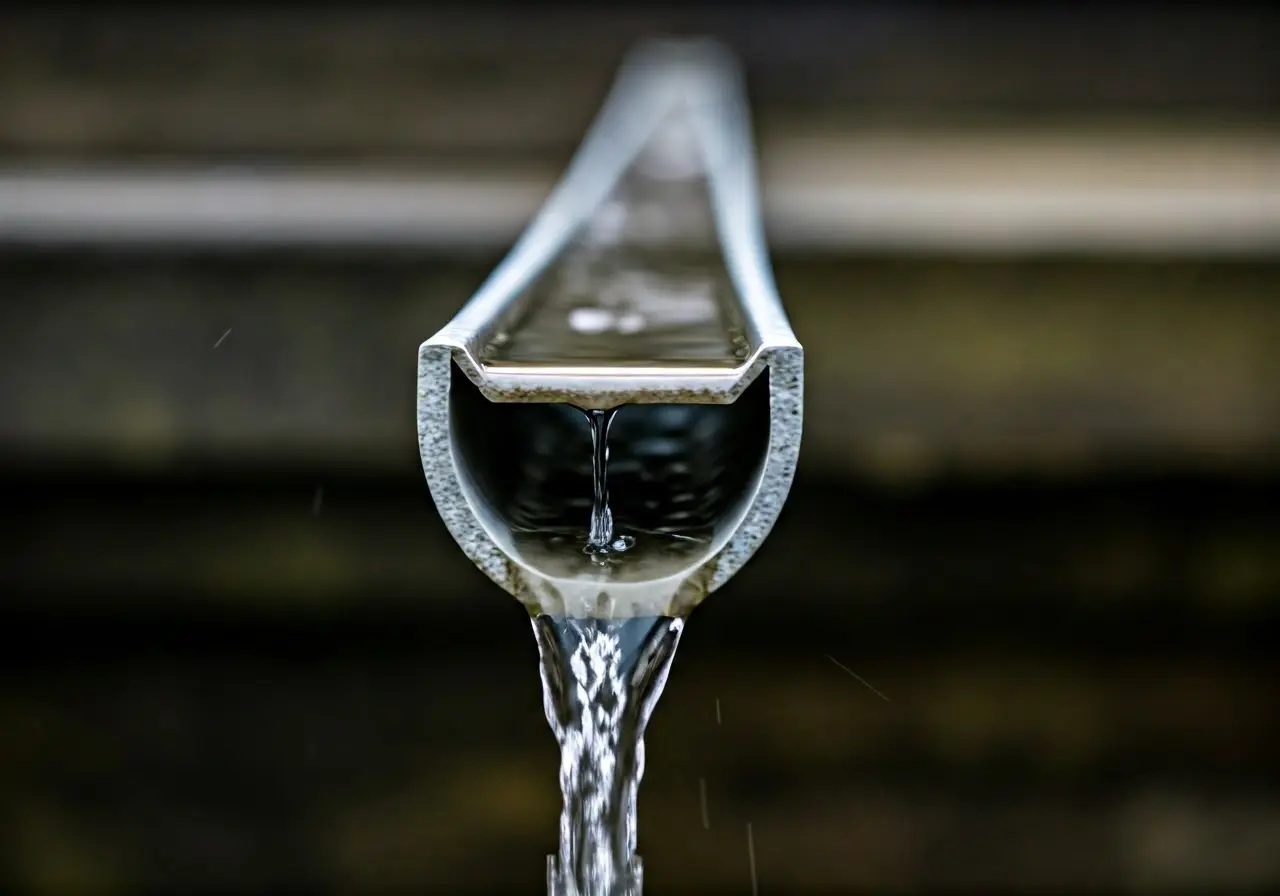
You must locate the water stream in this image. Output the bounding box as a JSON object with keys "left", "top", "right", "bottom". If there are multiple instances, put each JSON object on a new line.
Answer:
{"left": 533, "top": 406, "right": 685, "bottom": 895}
{"left": 534, "top": 613, "right": 684, "bottom": 896}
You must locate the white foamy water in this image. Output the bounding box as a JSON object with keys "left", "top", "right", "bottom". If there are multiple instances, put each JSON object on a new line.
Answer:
{"left": 534, "top": 615, "right": 684, "bottom": 896}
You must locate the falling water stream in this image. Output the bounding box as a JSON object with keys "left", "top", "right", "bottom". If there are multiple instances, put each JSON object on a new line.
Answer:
{"left": 533, "top": 406, "right": 685, "bottom": 896}
{"left": 585, "top": 408, "right": 630, "bottom": 557}
{"left": 535, "top": 612, "right": 683, "bottom": 896}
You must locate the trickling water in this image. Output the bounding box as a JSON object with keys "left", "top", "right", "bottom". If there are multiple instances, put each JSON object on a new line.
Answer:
{"left": 535, "top": 613, "right": 684, "bottom": 896}
{"left": 586, "top": 408, "right": 617, "bottom": 551}
{"left": 583, "top": 407, "right": 638, "bottom": 560}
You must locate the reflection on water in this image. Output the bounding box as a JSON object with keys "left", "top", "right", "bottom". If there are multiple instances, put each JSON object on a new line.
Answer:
{"left": 480, "top": 106, "right": 750, "bottom": 369}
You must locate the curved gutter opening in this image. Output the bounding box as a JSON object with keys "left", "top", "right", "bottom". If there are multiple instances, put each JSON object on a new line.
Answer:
{"left": 447, "top": 360, "right": 772, "bottom": 586}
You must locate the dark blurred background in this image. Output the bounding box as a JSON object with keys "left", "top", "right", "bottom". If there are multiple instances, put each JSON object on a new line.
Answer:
{"left": 2, "top": 6, "right": 1279, "bottom": 894}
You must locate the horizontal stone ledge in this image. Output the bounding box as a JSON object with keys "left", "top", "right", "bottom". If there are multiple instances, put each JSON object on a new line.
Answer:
{"left": 3, "top": 130, "right": 1279, "bottom": 253}
{"left": 9, "top": 647, "right": 1275, "bottom": 786}
{"left": 1, "top": 9, "right": 1275, "bottom": 160}
{"left": 4, "top": 648, "right": 1276, "bottom": 889}
{"left": 2, "top": 255, "right": 1277, "bottom": 478}
{"left": 639, "top": 789, "right": 1280, "bottom": 891}
{"left": 5, "top": 471, "right": 1277, "bottom": 613}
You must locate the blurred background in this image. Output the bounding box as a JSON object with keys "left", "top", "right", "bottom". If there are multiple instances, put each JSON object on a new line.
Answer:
{"left": 2, "top": 5, "right": 1278, "bottom": 894}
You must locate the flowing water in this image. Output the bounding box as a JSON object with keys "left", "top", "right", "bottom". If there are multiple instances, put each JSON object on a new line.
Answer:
{"left": 533, "top": 406, "right": 690, "bottom": 896}
{"left": 535, "top": 613, "right": 683, "bottom": 896}
{"left": 585, "top": 408, "right": 627, "bottom": 555}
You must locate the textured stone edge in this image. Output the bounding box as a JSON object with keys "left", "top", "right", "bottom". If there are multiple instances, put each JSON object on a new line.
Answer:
{"left": 703, "top": 344, "right": 804, "bottom": 595}
{"left": 417, "top": 342, "right": 517, "bottom": 598}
